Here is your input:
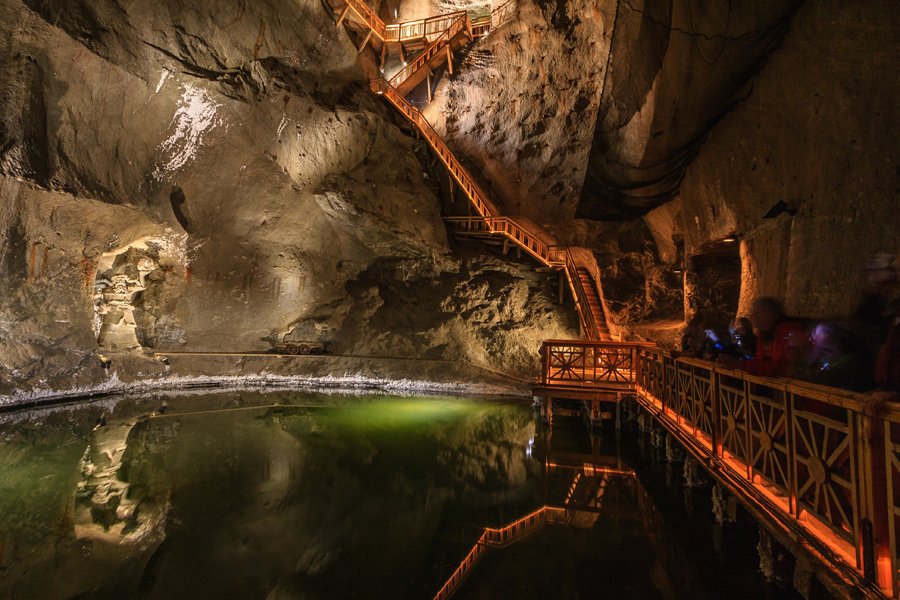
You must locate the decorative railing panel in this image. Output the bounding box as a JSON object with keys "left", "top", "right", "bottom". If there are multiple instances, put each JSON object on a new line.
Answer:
{"left": 791, "top": 392, "right": 858, "bottom": 545}
{"left": 748, "top": 386, "right": 792, "bottom": 498}
{"left": 717, "top": 372, "right": 750, "bottom": 465}
{"left": 540, "top": 341, "right": 640, "bottom": 387}
{"left": 885, "top": 418, "right": 900, "bottom": 596}
{"left": 540, "top": 341, "right": 899, "bottom": 595}
{"left": 384, "top": 11, "right": 467, "bottom": 42}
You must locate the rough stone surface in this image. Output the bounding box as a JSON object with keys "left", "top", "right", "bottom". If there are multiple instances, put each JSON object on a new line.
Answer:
{"left": 425, "top": 0, "right": 612, "bottom": 242}
{"left": 653, "top": 0, "right": 899, "bottom": 319}
{"left": 0, "top": 0, "right": 577, "bottom": 398}
{"left": 0, "top": 0, "right": 896, "bottom": 393}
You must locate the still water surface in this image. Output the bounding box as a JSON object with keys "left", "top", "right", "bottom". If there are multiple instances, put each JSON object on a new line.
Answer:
{"left": 0, "top": 391, "right": 800, "bottom": 599}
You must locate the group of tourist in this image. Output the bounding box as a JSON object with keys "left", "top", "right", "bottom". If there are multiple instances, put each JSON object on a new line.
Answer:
{"left": 679, "top": 253, "right": 900, "bottom": 393}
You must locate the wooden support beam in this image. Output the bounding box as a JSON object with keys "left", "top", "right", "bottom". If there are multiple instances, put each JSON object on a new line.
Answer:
{"left": 335, "top": 4, "right": 351, "bottom": 27}
{"left": 399, "top": 44, "right": 406, "bottom": 67}
{"left": 502, "top": 238, "right": 509, "bottom": 256}
{"left": 559, "top": 271, "right": 565, "bottom": 304}
{"left": 380, "top": 42, "right": 387, "bottom": 69}
{"left": 448, "top": 174, "right": 455, "bottom": 204}
{"left": 446, "top": 46, "right": 453, "bottom": 75}
{"left": 426, "top": 70, "right": 432, "bottom": 103}
{"left": 358, "top": 29, "right": 373, "bottom": 53}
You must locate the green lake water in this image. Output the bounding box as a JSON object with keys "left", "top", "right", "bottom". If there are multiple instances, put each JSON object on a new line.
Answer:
{"left": 0, "top": 391, "right": 800, "bottom": 599}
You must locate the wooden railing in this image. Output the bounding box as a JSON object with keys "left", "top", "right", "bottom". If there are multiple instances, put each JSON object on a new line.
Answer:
{"left": 372, "top": 80, "right": 500, "bottom": 220}
{"left": 432, "top": 506, "right": 567, "bottom": 600}
{"left": 337, "top": 0, "right": 388, "bottom": 40}
{"left": 540, "top": 340, "right": 641, "bottom": 387}
{"left": 471, "top": 0, "right": 517, "bottom": 37}
{"left": 348, "top": 0, "right": 612, "bottom": 343}
{"left": 539, "top": 340, "right": 900, "bottom": 596}
{"left": 560, "top": 249, "right": 602, "bottom": 340}
{"left": 388, "top": 13, "right": 470, "bottom": 89}
{"left": 384, "top": 11, "right": 467, "bottom": 42}
{"left": 444, "top": 216, "right": 562, "bottom": 266}
{"left": 444, "top": 219, "right": 609, "bottom": 339}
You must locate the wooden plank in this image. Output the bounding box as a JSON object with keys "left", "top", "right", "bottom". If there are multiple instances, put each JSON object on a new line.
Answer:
{"left": 335, "top": 4, "right": 351, "bottom": 27}
{"left": 358, "top": 29, "right": 373, "bottom": 53}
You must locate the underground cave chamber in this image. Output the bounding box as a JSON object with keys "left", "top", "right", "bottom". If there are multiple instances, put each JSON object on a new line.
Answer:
{"left": 0, "top": 0, "right": 897, "bottom": 598}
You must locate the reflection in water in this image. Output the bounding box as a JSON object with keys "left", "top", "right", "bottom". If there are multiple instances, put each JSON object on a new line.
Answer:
{"left": 0, "top": 391, "right": 799, "bottom": 599}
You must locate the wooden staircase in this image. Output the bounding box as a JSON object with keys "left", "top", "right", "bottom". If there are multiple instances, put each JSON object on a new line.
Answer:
{"left": 577, "top": 268, "right": 611, "bottom": 341}
{"left": 327, "top": 0, "right": 614, "bottom": 342}
{"left": 388, "top": 12, "right": 472, "bottom": 96}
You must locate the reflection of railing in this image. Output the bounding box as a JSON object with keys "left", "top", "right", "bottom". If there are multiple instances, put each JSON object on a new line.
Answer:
{"left": 432, "top": 506, "right": 567, "bottom": 600}
{"left": 542, "top": 341, "right": 899, "bottom": 596}
{"left": 540, "top": 340, "right": 641, "bottom": 386}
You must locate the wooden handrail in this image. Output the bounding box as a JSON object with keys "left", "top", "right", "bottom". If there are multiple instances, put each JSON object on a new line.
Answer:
{"left": 345, "top": 0, "right": 612, "bottom": 344}
{"left": 561, "top": 249, "right": 600, "bottom": 340}
{"left": 384, "top": 10, "right": 469, "bottom": 42}
{"left": 372, "top": 79, "right": 499, "bottom": 220}
{"left": 388, "top": 13, "right": 468, "bottom": 88}
{"left": 540, "top": 339, "right": 900, "bottom": 596}
{"left": 339, "top": 0, "right": 388, "bottom": 40}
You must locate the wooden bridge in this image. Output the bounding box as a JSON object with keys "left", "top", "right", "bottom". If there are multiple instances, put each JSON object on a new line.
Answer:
{"left": 538, "top": 339, "right": 900, "bottom": 598}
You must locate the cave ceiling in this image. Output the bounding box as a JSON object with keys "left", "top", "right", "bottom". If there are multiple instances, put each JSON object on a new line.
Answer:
{"left": 577, "top": 0, "right": 802, "bottom": 221}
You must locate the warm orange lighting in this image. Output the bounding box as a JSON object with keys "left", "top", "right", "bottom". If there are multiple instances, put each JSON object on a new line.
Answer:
{"left": 433, "top": 506, "right": 568, "bottom": 600}
{"left": 722, "top": 236, "right": 737, "bottom": 243}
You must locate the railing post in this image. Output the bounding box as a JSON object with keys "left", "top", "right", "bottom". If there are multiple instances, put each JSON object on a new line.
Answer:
{"left": 541, "top": 342, "right": 550, "bottom": 385}
{"left": 857, "top": 393, "right": 893, "bottom": 592}
{"left": 632, "top": 345, "right": 640, "bottom": 384}
{"left": 787, "top": 387, "right": 798, "bottom": 517}
{"left": 711, "top": 367, "right": 722, "bottom": 458}
{"left": 743, "top": 375, "right": 752, "bottom": 480}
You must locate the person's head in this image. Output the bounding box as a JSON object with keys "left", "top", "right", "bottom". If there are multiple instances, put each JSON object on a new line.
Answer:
{"left": 809, "top": 322, "right": 852, "bottom": 355}
{"left": 750, "top": 297, "right": 785, "bottom": 335}
{"left": 731, "top": 317, "right": 753, "bottom": 338}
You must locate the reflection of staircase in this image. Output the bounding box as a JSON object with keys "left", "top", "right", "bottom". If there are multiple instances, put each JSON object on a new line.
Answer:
{"left": 432, "top": 506, "right": 568, "bottom": 600}
{"left": 327, "top": 0, "right": 612, "bottom": 341}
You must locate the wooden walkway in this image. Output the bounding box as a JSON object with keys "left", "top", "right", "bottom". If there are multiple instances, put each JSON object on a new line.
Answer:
{"left": 324, "top": 5, "right": 900, "bottom": 598}
{"left": 326, "top": 0, "right": 611, "bottom": 341}
{"left": 537, "top": 339, "right": 900, "bottom": 598}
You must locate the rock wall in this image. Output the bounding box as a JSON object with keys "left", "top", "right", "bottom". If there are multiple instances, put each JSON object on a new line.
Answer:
{"left": 0, "top": 0, "right": 577, "bottom": 397}
{"left": 663, "top": 0, "right": 899, "bottom": 320}
{"left": 425, "top": 0, "right": 613, "bottom": 242}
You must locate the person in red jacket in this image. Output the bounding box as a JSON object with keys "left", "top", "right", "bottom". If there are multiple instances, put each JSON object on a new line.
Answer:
{"left": 718, "top": 297, "right": 807, "bottom": 377}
